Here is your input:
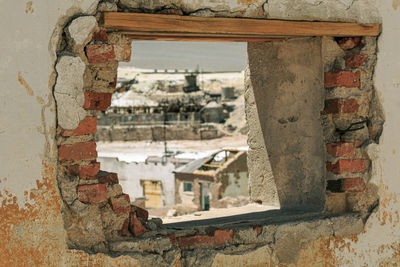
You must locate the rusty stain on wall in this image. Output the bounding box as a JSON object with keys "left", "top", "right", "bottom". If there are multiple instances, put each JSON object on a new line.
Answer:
{"left": 393, "top": 0, "right": 400, "bottom": 10}
{"left": 0, "top": 161, "right": 141, "bottom": 266}
{"left": 25, "top": 1, "right": 33, "bottom": 14}
{"left": 237, "top": 0, "right": 258, "bottom": 5}
{"left": 18, "top": 72, "right": 34, "bottom": 96}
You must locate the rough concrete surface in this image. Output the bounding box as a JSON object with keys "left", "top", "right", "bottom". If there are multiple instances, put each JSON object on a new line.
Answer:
{"left": 54, "top": 56, "right": 87, "bottom": 130}
{"left": 66, "top": 16, "right": 97, "bottom": 47}
{"left": 248, "top": 38, "right": 326, "bottom": 211}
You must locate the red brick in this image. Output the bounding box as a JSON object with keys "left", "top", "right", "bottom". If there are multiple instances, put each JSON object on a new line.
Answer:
{"left": 326, "top": 142, "right": 356, "bottom": 157}
{"left": 58, "top": 141, "right": 97, "bottom": 162}
{"left": 131, "top": 205, "right": 149, "bottom": 222}
{"left": 177, "top": 235, "right": 214, "bottom": 248}
{"left": 323, "top": 99, "right": 359, "bottom": 114}
{"left": 110, "top": 194, "right": 131, "bottom": 214}
{"left": 61, "top": 116, "right": 97, "bottom": 137}
{"left": 130, "top": 212, "right": 147, "bottom": 237}
{"left": 119, "top": 218, "right": 130, "bottom": 236}
{"left": 83, "top": 92, "right": 112, "bottom": 111}
{"left": 345, "top": 54, "right": 368, "bottom": 69}
{"left": 342, "top": 178, "right": 366, "bottom": 192}
{"left": 169, "top": 234, "right": 177, "bottom": 245}
{"left": 337, "top": 37, "right": 362, "bottom": 50}
{"left": 96, "top": 170, "right": 119, "bottom": 184}
{"left": 254, "top": 226, "right": 262, "bottom": 237}
{"left": 325, "top": 71, "right": 360, "bottom": 88}
{"left": 214, "top": 229, "right": 233, "bottom": 246}
{"left": 77, "top": 183, "right": 107, "bottom": 203}
{"left": 326, "top": 159, "right": 367, "bottom": 174}
{"left": 93, "top": 30, "right": 108, "bottom": 42}
{"left": 86, "top": 44, "right": 115, "bottom": 63}
{"left": 79, "top": 162, "right": 100, "bottom": 179}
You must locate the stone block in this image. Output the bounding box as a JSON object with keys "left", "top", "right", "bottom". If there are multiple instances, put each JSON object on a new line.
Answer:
{"left": 67, "top": 16, "right": 97, "bottom": 47}
{"left": 54, "top": 56, "right": 86, "bottom": 130}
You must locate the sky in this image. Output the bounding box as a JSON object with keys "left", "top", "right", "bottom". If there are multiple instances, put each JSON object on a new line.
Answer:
{"left": 119, "top": 41, "right": 248, "bottom": 72}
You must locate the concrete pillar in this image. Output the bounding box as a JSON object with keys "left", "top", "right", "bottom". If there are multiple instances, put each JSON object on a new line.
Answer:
{"left": 247, "top": 38, "right": 325, "bottom": 211}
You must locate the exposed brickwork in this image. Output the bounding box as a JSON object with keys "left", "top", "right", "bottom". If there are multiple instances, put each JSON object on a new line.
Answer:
{"left": 58, "top": 141, "right": 97, "bottom": 162}
{"left": 342, "top": 178, "right": 366, "bottom": 192}
{"left": 254, "top": 226, "right": 262, "bottom": 237}
{"left": 326, "top": 159, "right": 367, "bottom": 174}
{"left": 177, "top": 235, "right": 214, "bottom": 248}
{"left": 214, "top": 229, "right": 234, "bottom": 246}
{"left": 79, "top": 162, "right": 100, "bottom": 179}
{"left": 77, "top": 183, "right": 107, "bottom": 203}
{"left": 326, "top": 142, "right": 356, "bottom": 157}
{"left": 325, "top": 71, "right": 360, "bottom": 88}
{"left": 61, "top": 116, "right": 97, "bottom": 137}
{"left": 83, "top": 91, "right": 112, "bottom": 111}
{"left": 132, "top": 205, "right": 149, "bottom": 222}
{"left": 86, "top": 44, "right": 115, "bottom": 63}
{"left": 97, "top": 170, "right": 119, "bottom": 184}
{"left": 110, "top": 194, "right": 131, "bottom": 214}
{"left": 345, "top": 54, "right": 368, "bottom": 69}
{"left": 337, "top": 37, "right": 362, "bottom": 50}
{"left": 323, "top": 99, "right": 359, "bottom": 114}
{"left": 119, "top": 218, "right": 130, "bottom": 236}
{"left": 130, "top": 212, "right": 147, "bottom": 237}
{"left": 93, "top": 30, "right": 108, "bottom": 42}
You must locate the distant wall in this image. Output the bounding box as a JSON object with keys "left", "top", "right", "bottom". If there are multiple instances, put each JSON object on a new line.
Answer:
{"left": 98, "top": 157, "right": 176, "bottom": 207}
{"left": 96, "top": 124, "right": 221, "bottom": 141}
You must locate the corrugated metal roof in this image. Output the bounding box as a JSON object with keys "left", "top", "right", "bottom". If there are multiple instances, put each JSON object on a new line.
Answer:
{"left": 174, "top": 154, "right": 215, "bottom": 174}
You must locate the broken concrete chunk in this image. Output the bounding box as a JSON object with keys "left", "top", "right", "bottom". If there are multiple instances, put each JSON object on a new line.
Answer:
{"left": 331, "top": 214, "right": 364, "bottom": 237}
{"left": 54, "top": 56, "right": 87, "bottom": 129}
{"left": 67, "top": 16, "right": 98, "bottom": 47}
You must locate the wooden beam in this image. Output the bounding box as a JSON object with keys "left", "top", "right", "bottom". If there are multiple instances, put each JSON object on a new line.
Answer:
{"left": 124, "top": 32, "right": 284, "bottom": 42}
{"left": 103, "top": 12, "right": 380, "bottom": 40}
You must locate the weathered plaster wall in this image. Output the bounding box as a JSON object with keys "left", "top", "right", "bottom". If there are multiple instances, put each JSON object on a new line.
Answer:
{"left": 99, "top": 157, "right": 176, "bottom": 207}
{"left": 2, "top": 0, "right": 400, "bottom": 266}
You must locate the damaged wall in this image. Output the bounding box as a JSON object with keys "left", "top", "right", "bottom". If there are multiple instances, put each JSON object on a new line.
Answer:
{"left": 99, "top": 156, "right": 176, "bottom": 207}
{"left": 1, "top": 0, "right": 400, "bottom": 266}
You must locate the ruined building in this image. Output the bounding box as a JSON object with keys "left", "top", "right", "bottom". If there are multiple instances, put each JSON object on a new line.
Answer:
{"left": 174, "top": 149, "right": 248, "bottom": 213}
{"left": 2, "top": 0, "right": 400, "bottom": 266}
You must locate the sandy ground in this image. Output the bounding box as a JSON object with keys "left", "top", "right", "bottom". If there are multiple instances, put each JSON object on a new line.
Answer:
{"left": 97, "top": 135, "right": 248, "bottom": 162}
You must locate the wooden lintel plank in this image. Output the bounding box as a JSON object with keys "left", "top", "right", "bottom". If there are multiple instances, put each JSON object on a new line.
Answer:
{"left": 126, "top": 34, "right": 283, "bottom": 42}
{"left": 103, "top": 12, "right": 380, "bottom": 38}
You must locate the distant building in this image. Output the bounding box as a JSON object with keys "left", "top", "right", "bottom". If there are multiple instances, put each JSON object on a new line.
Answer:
{"left": 174, "top": 149, "right": 248, "bottom": 212}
